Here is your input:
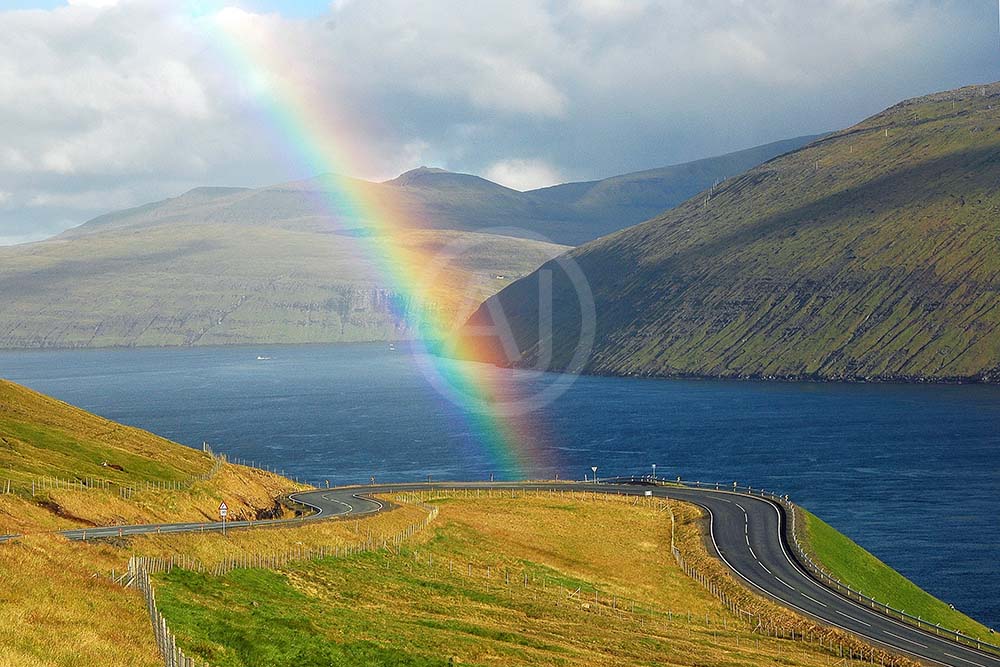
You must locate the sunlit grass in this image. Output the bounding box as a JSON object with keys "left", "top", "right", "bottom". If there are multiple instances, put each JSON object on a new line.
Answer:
{"left": 800, "top": 508, "right": 991, "bottom": 638}
{"left": 154, "top": 492, "right": 858, "bottom": 667}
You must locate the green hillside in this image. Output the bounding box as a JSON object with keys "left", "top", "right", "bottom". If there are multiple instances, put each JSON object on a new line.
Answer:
{"left": 0, "top": 379, "right": 301, "bottom": 535}
{"left": 0, "top": 379, "right": 211, "bottom": 489}
{"left": 459, "top": 81, "right": 1000, "bottom": 382}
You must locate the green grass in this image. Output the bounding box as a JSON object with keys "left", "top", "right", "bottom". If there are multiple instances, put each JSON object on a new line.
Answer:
{"left": 152, "top": 494, "right": 849, "bottom": 667}
{"left": 153, "top": 550, "right": 562, "bottom": 667}
{"left": 801, "top": 509, "right": 993, "bottom": 638}
{"left": 0, "top": 380, "right": 212, "bottom": 491}
{"left": 0, "top": 379, "right": 300, "bottom": 535}
{"left": 155, "top": 565, "right": 447, "bottom": 667}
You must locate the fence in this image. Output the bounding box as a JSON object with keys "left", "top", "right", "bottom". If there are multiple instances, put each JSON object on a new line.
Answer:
{"left": 782, "top": 499, "right": 1000, "bottom": 657}
{"left": 1, "top": 450, "right": 226, "bottom": 500}
{"left": 664, "top": 500, "right": 910, "bottom": 667}
{"left": 120, "top": 503, "right": 439, "bottom": 667}
{"left": 621, "top": 475, "right": 1000, "bottom": 659}
{"left": 127, "top": 556, "right": 205, "bottom": 667}
{"left": 369, "top": 489, "right": 911, "bottom": 667}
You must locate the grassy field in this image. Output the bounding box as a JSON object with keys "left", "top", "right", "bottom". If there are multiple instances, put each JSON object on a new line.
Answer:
{"left": 152, "top": 491, "right": 862, "bottom": 667}
{"left": 0, "top": 381, "right": 982, "bottom": 665}
{"left": 799, "top": 508, "right": 992, "bottom": 639}
{"left": 0, "top": 379, "right": 308, "bottom": 666}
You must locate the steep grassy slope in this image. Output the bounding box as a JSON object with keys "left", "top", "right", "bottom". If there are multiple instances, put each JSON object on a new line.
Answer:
{"left": 0, "top": 379, "right": 302, "bottom": 534}
{"left": 460, "top": 82, "right": 1000, "bottom": 382}
{"left": 0, "top": 381, "right": 306, "bottom": 666}
{"left": 799, "top": 509, "right": 990, "bottom": 639}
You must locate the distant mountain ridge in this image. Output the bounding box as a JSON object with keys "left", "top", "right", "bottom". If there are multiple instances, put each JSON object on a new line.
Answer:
{"left": 64, "top": 134, "right": 819, "bottom": 248}
{"left": 528, "top": 135, "right": 826, "bottom": 240}
{"left": 458, "top": 82, "right": 1000, "bottom": 383}
{"left": 0, "top": 133, "right": 819, "bottom": 349}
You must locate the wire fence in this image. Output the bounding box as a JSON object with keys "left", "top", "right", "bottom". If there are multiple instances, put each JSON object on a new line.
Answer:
{"left": 1, "top": 445, "right": 226, "bottom": 500}
{"left": 783, "top": 499, "right": 1000, "bottom": 657}
{"left": 379, "top": 489, "right": 910, "bottom": 667}
{"left": 119, "top": 503, "right": 440, "bottom": 667}
{"left": 663, "top": 499, "right": 911, "bottom": 667}
{"left": 616, "top": 475, "right": 1000, "bottom": 659}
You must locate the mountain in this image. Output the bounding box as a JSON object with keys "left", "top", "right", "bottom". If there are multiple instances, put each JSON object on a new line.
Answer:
{"left": 457, "top": 82, "right": 1000, "bottom": 383}
{"left": 371, "top": 135, "right": 820, "bottom": 246}
{"left": 0, "top": 193, "right": 565, "bottom": 348}
{"left": 0, "top": 135, "right": 818, "bottom": 350}
{"left": 527, "top": 135, "right": 825, "bottom": 241}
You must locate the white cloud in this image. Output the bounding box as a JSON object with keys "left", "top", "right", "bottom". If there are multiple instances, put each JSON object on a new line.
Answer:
{"left": 485, "top": 159, "right": 564, "bottom": 192}
{"left": 0, "top": 0, "right": 996, "bottom": 242}
{"left": 67, "top": 0, "right": 121, "bottom": 7}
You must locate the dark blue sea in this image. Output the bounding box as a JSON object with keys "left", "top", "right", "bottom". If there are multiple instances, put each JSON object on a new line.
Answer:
{"left": 1, "top": 343, "right": 997, "bottom": 628}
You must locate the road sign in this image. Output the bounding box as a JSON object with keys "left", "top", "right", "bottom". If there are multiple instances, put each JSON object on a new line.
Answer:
{"left": 219, "top": 501, "right": 229, "bottom": 536}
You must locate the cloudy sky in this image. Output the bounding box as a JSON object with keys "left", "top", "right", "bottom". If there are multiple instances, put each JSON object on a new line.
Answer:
{"left": 1, "top": 0, "right": 998, "bottom": 244}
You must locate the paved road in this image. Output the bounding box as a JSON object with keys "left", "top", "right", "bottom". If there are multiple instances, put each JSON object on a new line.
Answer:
{"left": 9, "top": 481, "right": 998, "bottom": 667}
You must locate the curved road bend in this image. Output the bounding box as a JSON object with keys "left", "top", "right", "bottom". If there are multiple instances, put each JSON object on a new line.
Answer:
{"left": 31, "top": 482, "right": 1000, "bottom": 667}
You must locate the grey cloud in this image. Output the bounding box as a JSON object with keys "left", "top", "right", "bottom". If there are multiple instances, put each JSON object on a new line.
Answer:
{"left": 0, "top": 0, "right": 998, "bottom": 244}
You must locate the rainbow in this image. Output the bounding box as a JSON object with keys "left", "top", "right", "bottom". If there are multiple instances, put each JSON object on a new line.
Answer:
{"left": 191, "top": 6, "right": 556, "bottom": 480}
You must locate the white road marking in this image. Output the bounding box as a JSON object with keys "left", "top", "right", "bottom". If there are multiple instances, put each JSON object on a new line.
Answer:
{"left": 836, "top": 609, "right": 871, "bottom": 627}
{"left": 320, "top": 495, "right": 354, "bottom": 513}
{"left": 775, "top": 576, "right": 796, "bottom": 591}
{"left": 661, "top": 497, "right": 958, "bottom": 667}
{"left": 748, "top": 545, "right": 758, "bottom": 560}
{"left": 885, "top": 631, "right": 928, "bottom": 649}
{"left": 800, "top": 592, "right": 827, "bottom": 608}
{"left": 945, "top": 652, "right": 988, "bottom": 667}
{"left": 758, "top": 496, "right": 962, "bottom": 662}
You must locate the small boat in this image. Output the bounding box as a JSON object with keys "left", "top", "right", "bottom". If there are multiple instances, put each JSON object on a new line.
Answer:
{"left": 256, "top": 356, "right": 272, "bottom": 361}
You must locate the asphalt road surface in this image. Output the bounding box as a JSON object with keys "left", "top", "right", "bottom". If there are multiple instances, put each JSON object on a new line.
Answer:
{"left": 10, "top": 481, "right": 999, "bottom": 667}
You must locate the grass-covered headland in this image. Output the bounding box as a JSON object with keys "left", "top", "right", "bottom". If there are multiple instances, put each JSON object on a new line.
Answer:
{"left": 797, "top": 508, "right": 992, "bottom": 639}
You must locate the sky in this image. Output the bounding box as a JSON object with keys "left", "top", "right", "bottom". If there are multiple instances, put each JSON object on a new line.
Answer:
{"left": 1, "top": 0, "right": 999, "bottom": 245}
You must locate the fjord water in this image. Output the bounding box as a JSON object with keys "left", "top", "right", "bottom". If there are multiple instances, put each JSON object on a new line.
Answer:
{"left": 1, "top": 343, "right": 997, "bottom": 628}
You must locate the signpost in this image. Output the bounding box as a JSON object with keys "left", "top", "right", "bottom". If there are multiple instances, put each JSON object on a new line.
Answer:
{"left": 219, "top": 501, "right": 228, "bottom": 536}
{"left": 591, "top": 466, "right": 598, "bottom": 484}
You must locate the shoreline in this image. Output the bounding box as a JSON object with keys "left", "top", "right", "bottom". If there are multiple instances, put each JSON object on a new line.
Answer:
{"left": 2, "top": 339, "right": 999, "bottom": 387}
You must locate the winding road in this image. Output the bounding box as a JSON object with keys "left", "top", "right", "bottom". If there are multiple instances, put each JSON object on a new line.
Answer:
{"left": 22, "top": 481, "right": 1000, "bottom": 667}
